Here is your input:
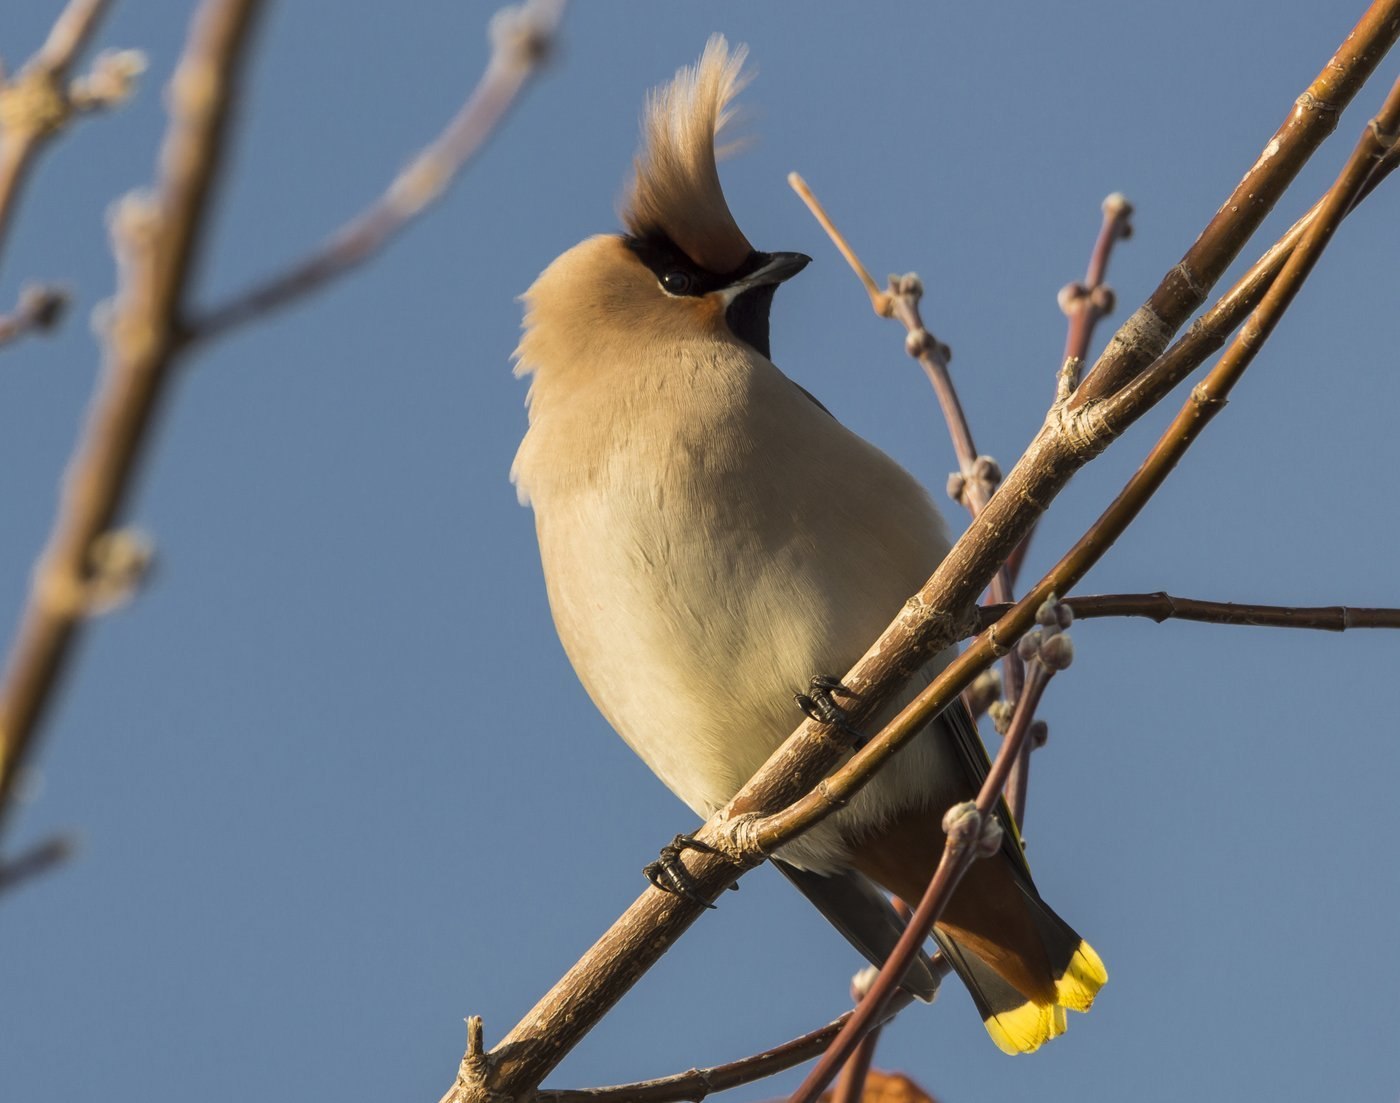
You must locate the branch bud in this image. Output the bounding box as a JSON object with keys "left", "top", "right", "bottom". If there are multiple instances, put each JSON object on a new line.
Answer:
{"left": 942, "top": 801, "right": 1002, "bottom": 858}
{"left": 987, "top": 698, "right": 1015, "bottom": 735}
{"left": 69, "top": 49, "right": 148, "bottom": 112}
{"left": 1038, "top": 632, "right": 1074, "bottom": 671}
{"left": 1015, "top": 627, "right": 1044, "bottom": 662}
{"left": 965, "top": 668, "right": 1002, "bottom": 716}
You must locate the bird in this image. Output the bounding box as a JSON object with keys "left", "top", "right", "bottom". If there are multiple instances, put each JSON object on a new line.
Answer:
{"left": 510, "top": 36, "right": 1105, "bottom": 1054}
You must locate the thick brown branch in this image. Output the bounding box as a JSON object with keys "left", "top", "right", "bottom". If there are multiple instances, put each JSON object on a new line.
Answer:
{"left": 185, "top": 0, "right": 566, "bottom": 344}
{"left": 0, "top": 0, "right": 265, "bottom": 840}
{"left": 979, "top": 594, "right": 1400, "bottom": 632}
{"left": 753, "top": 70, "right": 1400, "bottom": 858}
{"left": 453, "top": 25, "right": 1400, "bottom": 1103}
{"left": 1073, "top": 0, "right": 1400, "bottom": 406}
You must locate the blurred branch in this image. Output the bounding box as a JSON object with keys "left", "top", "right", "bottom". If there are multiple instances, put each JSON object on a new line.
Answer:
{"left": 0, "top": 283, "right": 68, "bottom": 347}
{"left": 0, "top": 0, "right": 265, "bottom": 842}
{"left": 0, "top": 831, "right": 75, "bottom": 894}
{"left": 978, "top": 593, "right": 1400, "bottom": 632}
{"left": 0, "top": 0, "right": 142, "bottom": 276}
{"left": 185, "top": 0, "right": 567, "bottom": 345}
{"left": 449, "top": 24, "right": 1400, "bottom": 1103}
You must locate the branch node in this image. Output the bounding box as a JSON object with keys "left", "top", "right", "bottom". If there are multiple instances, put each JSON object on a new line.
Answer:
{"left": 68, "top": 48, "right": 147, "bottom": 112}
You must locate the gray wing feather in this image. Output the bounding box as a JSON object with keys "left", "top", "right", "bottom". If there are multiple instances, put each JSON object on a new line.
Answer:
{"left": 774, "top": 859, "right": 941, "bottom": 1002}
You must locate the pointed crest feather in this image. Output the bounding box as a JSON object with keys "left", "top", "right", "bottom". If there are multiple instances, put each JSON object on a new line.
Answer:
{"left": 622, "top": 35, "right": 754, "bottom": 274}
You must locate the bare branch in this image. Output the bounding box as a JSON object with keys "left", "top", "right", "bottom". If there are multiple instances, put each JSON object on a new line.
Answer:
{"left": 0, "top": 0, "right": 132, "bottom": 274}
{"left": 787, "top": 656, "right": 1058, "bottom": 1103}
{"left": 0, "top": 283, "right": 68, "bottom": 347}
{"left": 535, "top": 995, "right": 913, "bottom": 1103}
{"left": 753, "top": 70, "right": 1400, "bottom": 860}
{"left": 978, "top": 593, "right": 1400, "bottom": 633}
{"left": 451, "top": 26, "right": 1400, "bottom": 1103}
{"left": 0, "top": 832, "right": 75, "bottom": 895}
{"left": 0, "top": 0, "right": 266, "bottom": 842}
{"left": 1073, "top": 0, "right": 1400, "bottom": 406}
{"left": 185, "top": 0, "right": 567, "bottom": 345}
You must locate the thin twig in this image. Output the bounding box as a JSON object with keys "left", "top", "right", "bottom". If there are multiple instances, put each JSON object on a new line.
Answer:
{"left": 1006, "top": 194, "right": 1135, "bottom": 587}
{"left": 788, "top": 659, "right": 1059, "bottom": 1103}
{"left": 535, "top": 995, "right": 913, "bottom": 1103}
{"left": 978, "top": 593, "right": 1400, "bottom": 632}
{"left": 0, "top": 0, "right": 265, "bottom": 843}
{"left": 0, "top": 831, "right": 75, "bottom": 894}
{"left": 184, "top": 0, "right": 566, "bottom": 345}
{"left": 788, "top": 175, "right": 1026, "bottom": 724}
{"left": 0, "top": 283, "right": 68, "bottom": 347}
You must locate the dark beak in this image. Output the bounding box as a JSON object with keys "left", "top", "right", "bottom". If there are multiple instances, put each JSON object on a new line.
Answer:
{"left": 728, "top": 251, "right": 812, "bottom": 293}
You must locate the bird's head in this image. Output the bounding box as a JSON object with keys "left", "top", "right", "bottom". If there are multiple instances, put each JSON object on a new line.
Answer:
{"left": 516, "top": 36, "right": 809, "bottom": 381}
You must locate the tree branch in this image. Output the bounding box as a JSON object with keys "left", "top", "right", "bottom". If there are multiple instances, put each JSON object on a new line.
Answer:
{"left": 1072, "top": 0, "right": 1400, "bottom": 406}
{"left": 535, "top": 994, "right": 912, "bottom": 1103}
{"left": 183, "top": 0, "right": 566, "bottom": 345}
{"left": 751, "top": 68, "right": 1400, "bottom": 860}
{"left": 446, "top": 20, "right": 1400, "bottom": 1103}
{"left": 979, "top": 593, "right": 1400, "bottom": 633}
{"left": 0, "top": 283, "right": 68, "bottom": 347}
{"left": 0, "top": 0, "right": 265, "bottom": 843}
{"left": 0, "top": 0, "right": 139, "bottom": 277}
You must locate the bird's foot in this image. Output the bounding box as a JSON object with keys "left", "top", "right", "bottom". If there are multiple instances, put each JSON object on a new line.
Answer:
{"left": 794, "top": 674, "right": 868, "bottom": 749}
{"left": 644, "top": 834, "right": 725, "bottom": 908}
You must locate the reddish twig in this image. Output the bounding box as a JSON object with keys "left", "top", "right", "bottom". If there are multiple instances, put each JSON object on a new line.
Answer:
{"left": 535, "top": 994, "right": 913, "bottom": 1103}
{"left": 978, "top": 593, "right": 1400, "bottom": 633}
{"left": 788, "top": 631, "right": 1066, "bottom": 1103}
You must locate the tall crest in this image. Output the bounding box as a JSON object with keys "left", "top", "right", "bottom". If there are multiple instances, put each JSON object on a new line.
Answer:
{"left": 621, "top": 36, "right": 754, "bottom": 274}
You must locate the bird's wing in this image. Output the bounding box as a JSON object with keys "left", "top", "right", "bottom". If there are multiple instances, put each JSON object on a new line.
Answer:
{"left": 937, "top": 700, "right": 1035, "bottom": 881}
{"left": 773, "top": 859, "right": 941, "bottom": 1001}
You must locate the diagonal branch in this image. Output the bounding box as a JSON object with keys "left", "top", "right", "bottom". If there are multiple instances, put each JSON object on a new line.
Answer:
{"left": 750, "top": 70, "right": 1400, "bottom": 861}
{"left": 449, "top": 19, "right": 1400, "bottom": 1103}
{"left": 1072, "top": 0, "right": 1400, "bottom": 407}
{"left": 184, "top": 0, "right": 566, "bottom": 345}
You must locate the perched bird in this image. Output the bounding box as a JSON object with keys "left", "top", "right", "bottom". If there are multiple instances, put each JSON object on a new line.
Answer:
{"left": 511, "top": 37, "right": 1105, "bottom": 1054}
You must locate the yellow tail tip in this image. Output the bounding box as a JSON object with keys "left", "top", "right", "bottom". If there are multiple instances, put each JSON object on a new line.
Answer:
{"left": 984, "top": 940, "right": 1107, "bottom": 1054}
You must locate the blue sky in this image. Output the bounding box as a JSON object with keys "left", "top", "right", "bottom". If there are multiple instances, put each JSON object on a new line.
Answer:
{"left": 3, "top": 3, "right": 1398, "bottom": 1102}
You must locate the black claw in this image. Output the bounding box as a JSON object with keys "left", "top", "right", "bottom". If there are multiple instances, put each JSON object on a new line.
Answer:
{"left": 796, "top": 675, "right": 868, "bottom": 749}
{"left": 809, "top": 674, "right": 860, "bottom": 700}
{"left": 643, "top": 834, "right": 720, "bottom": 908}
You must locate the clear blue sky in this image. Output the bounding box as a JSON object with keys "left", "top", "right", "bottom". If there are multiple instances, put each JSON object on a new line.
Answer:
{"left": 3, "top": 3, "right": 1398, "bottom": 1102}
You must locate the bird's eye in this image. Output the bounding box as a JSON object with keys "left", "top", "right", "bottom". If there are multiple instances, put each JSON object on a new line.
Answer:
{"left": 661, "top": 270, "right": 694, "bottom": 295}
